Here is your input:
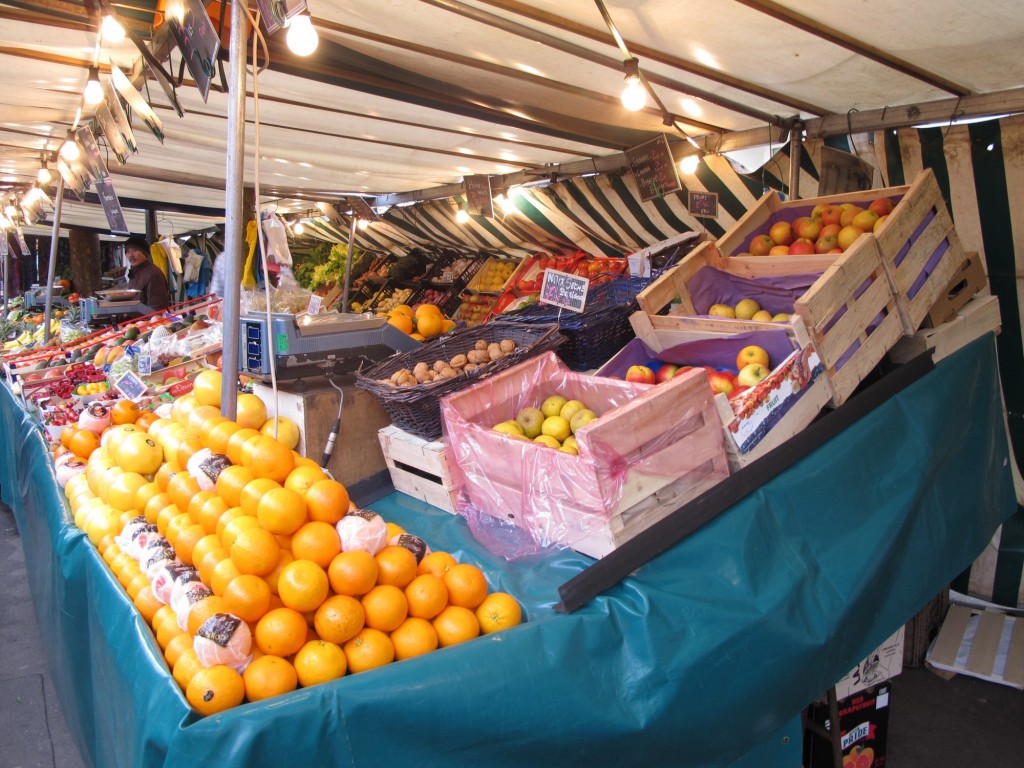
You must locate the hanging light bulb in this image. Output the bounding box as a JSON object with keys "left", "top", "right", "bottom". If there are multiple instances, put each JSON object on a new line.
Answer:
{"left": 60, "top": 135, "right": 80, "bottom": 162}
{"left": 358, "top": 219, "right": 369, "bottom": 230}
{"left": 678, "top": 155, "right": 700, "bottom": 175}
{"left": 496, "top": 193, "right": 517, "bottom": 215}
{"left": 4, "top": 203, "right": 17, "bottom": 219}
{"left": 286, "top": 13, "right": 319, "bottom": 57}
{"left": 24, "top": 186, "right": 46, "bottom": 205}
{"left": 101, "top": 13, "right": 126, "bottom": 43}
{"left": 455, "top": 208, "right": 470, "bottom": 224}
{"left": 37, "top": 158, "right": 52, "bottom": 185}
{"left": 84, "top": 67, "right": 104, "bottom": 106}
{"left": 293, "top": 220, "right": 305, "bottom": 235}
{"left": 621, "top": 58, "right": 647, "bottom": 112}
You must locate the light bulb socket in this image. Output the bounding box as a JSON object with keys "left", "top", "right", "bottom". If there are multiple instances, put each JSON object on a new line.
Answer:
{"left": 84, "top": 66, "right": 104, "bottom": 106}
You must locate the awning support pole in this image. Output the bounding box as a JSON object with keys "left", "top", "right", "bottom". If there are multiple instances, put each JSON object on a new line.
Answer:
{"left": 342, "top": 215, "right": 358, "bottom": 314}
{"left": 42, "top": 174, "right": 66, "bottom": 345}
{"left": 788, "top": 124, "right": 803, "bottom": 200}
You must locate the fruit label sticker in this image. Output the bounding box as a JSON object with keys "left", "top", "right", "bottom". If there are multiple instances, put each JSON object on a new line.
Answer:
{"left": 114, "top": 370, "right": 148, "bottom": 401}
{"left": 539, "top": 269, "right": 589, "bottom": 313}
{"left": 198, "top": 613, "right": 243, "bottom": 648}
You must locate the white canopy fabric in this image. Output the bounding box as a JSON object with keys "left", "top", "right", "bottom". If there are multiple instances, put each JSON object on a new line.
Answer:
{"left": 1, "top": 0, "right": 1023, "bottom": 234}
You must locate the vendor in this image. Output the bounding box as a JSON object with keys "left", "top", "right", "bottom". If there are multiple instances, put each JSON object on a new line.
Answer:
{"left": 123, "top": 236, "right": 171, "bottom": 311}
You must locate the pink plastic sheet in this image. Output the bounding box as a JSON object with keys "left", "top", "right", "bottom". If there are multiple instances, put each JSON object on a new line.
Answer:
{"left": 440, "top": 352, "right": 730, "bottom": 558}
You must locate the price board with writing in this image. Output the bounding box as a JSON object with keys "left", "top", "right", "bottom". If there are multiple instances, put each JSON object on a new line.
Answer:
{"left": 464, "top": 175, "right": 494, "bottom": 218}
{"left": 170, "top": 0, "right": 221, "bottom": 102}
{"left": 625, "top": 134, "right": 682, "bottom": 202}
{"left": 114, "top": 370, "right": 149, "bottom": 401}
{"left": 94, "top": 177, "right": 130, "bottom": 235}
{"left": 688, "top": 191, "right": 719, "bottom": 219}
{"left": 539, "top": 269, "right": 589, "bottom": 313}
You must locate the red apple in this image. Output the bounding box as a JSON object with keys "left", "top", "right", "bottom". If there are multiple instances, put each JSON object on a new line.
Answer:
{"left": 737, "top": 363, "right": 771, "bottom": 387}
{"left": 868, "top": 197, "right": 895, "bottom": 217}
{"left": 749, "top": 234, "right": 774, "bottom": 257}
{"left": 789, "top": 239, "right": 816, "bottom": 256}
{"left": 736, "top": 345, "right": 770, "bottom": 371}
{"left": 655, "top": 363, "right": 679, "bottom": 384}
{"left": 819, "top": 204, "right": 843, "bottom": 226}
{"left": 794, "top": 217, "right": 822, "bottom": 241}
{"left": 625, "top": 365, "right": 656, "bottom": 385}
{"left": 768, "top": 221, "right": 794, "bottom": 246}
{"left": 814, "top": 234, "right": 838, "bottom": 254}
{"left": 819, "top": 223, "right": 841, "bottom": 239}
{"left": 706, "top": 368, "right": 737, "bottom": 396}
{"left": 768, "top": 244, "right": 791, "bottom": 256}
{"left": 839, "top": 205, "right": 864, "bottom": 228}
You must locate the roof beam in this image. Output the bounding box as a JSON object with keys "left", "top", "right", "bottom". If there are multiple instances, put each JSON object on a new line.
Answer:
{"left": 733, "top": 0, "right": 971, "bottom": 97}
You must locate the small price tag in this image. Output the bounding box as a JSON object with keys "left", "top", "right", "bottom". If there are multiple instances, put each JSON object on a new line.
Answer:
{"left": 307, "top": 294, "right": 323, "bottom": 315}
{"left": 114, "top": 370, "right": 149, "bottom": 401}
{"left": 138, "top": 354, "right": 152, "bottom": 376}
{"left": 688, "top": 191, "right": 719, "bottom": 219}
{"left": 539, "top": 269, "right": 589, "bottom": 312}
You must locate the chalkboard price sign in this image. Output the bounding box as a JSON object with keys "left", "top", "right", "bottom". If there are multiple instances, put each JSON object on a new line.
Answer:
{"left": 114, "top": 370, "right": 148, "bottom": 402}
{"left": 169, "top": 0, "right": 221, "bottom": 102}
{"left": 464, "top": 175, "right": 494, "bottom": 218}
{"left": 625, "top": 135, "right": 682, "bottom": 202}
{"left": 539, "top": 269, "right": 589, "bottom": 313}
{"left": 688, "top": 191, "right": 719, "bottom": 219}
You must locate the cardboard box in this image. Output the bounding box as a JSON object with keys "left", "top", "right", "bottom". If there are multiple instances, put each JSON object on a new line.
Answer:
{"left": 804, "top": 684, "right": 891, "bottom": 768}
{"left": 926, "top": 604, "right": 1024, "bottom": 689}
{"left": 834, "top": 628, "right": 905, "bottom": 700}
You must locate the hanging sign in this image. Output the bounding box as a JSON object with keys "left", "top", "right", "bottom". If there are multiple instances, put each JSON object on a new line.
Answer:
{"left": 169, "top": 0, "right": 221, "bottom": 102}
{"left": 688, "top": 191, "right": 719, "bottom": 219}
{"left": 76, "top": 125, "right": 108, "bottom": 182}
{"left": 111, "top": 65, "right": 165, "bottom": 143}
{"left": 539, "top": 269, "right": 589, "bottom": 313}
{"left": 464, "top": 175, "right": 494, "bottom": 218}
{"left": 256, "top": 0, "right": 308, "bottom": 36}
{"left": 626, "top": 134, "right": 682, "bottom": 202}
{"left": 92, "top": 105, "right": 130, "bottom": 165}
{"left": 103, "top": 79, "right": 137, "bottom": 153}
{"left": 95, "top": 177, "right": 130, "bottom": 235}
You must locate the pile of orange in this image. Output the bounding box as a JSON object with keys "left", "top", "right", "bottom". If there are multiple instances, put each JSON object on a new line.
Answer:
{"left": 60, "top": 387, "right": 523, "bottom": 717}
{"left": 385, "top": 303, "right": 456, "bottom": 342}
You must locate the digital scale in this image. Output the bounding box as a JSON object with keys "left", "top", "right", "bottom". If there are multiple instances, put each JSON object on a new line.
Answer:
{"left": 23, "top": 285, "right": 69, "bottom": 310}
{"left": 79, "top": 292, "right": 154, "bottom": 326}
{"left": 239, "top": 311, "right": 422, "bottom": 381}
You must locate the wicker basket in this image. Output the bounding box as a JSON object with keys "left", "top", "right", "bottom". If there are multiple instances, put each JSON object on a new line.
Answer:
{"left": 355, "top": 321, "right": 565, "bottom": 440}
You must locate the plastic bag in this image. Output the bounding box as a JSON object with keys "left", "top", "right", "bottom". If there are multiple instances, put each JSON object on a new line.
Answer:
{"left": 242, "top": 284, "right": 315, "bottom": 315}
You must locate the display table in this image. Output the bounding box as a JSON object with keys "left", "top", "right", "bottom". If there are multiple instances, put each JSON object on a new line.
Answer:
{"left": 1, "top": 337, "right": 1017, "bottom": 768}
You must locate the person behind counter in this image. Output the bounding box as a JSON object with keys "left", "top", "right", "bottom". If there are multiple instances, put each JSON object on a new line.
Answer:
{"left": 122, "top": 235, "right": 171, "bottom": 311}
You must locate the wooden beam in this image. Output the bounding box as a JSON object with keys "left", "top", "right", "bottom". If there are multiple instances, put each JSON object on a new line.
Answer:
{"left": 734, "top": 0, "right": 971, "bottom": 97}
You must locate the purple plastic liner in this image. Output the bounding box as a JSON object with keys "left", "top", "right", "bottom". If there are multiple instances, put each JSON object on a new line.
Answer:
{"left": 688, "top": 267, "right": 822, "bottom": 316}
{"left": 598, "top": 330, "right": 797, "bottom": 376}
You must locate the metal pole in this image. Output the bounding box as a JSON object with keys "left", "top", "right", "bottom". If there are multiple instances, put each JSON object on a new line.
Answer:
{"left": 220, "top": 0, "right": 248, "bottom": 420}
{"left": 2, "top": 234, "right": 9, "bottom": 316}
{"left": 341, "top": 215, "right": 358, "bottom": 313}
{"left": 788, "top": 124, "right": 803, "bottom": 200}
{"left": 42, "top": 174, "right": 66, "bottom": 345}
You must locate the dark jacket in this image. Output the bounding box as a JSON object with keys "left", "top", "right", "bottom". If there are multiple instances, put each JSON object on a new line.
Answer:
{"left": 128, "top": 259, "right": 171, "bottom": 311}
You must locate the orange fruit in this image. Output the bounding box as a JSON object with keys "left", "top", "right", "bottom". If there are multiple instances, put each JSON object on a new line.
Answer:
{"left": 111, "top": 399, "right": 141, "bottom": 425}
{"left": 404, "top": 573, "right": 449, "bottom": 620}
{"left": 209, "top": 559, "right": 242, "bottom": 597}
{"left": 313, "top": 594, "right": 365, "bottom": 645}
{"left": 414, "top": 312, "right": 443, "bottom": 339}
{"left": 152, "top": 604, "right": 178, "bottom": 636}
{"left": 196, "top": 545, "right": 229, "bottom": 585}
{"left": 186, "top": 594, "right": 229, "bottom": 636}
{"left": 417, "top": 550, "right": 457, "bottom": 578}
{"left": 156, "top": 616, "right": 184, "bottom": 650}
{"left": 143, "top": 492, "right": 172, "bottom": 525}
{"left": 230, "top": 526, "right": 281, "bottom": 576}
{"left": 134, "top": 481, "right": 162, "bottom": 513}
{"left": 293, "top": 640, "right": 347, "bottom": 687}
{"left": 171, "top": 648, "right": 203, "bottom": 691}
{"left": 155, "top": 503, "right": 183, "bottom": 538}
{"left": 154, "top": 461, "right": 179, "bottom": 492}
{"left": 235, "top": 393, "right": 268, "bottom": 430}
{"left": 216, "top": 465, "right": 255, "bottom": 509}
{"left": 391, "top": 304, "right": 414, "bottom": 318}
{"left": 167, "top": 473, "right": 201, "bottom": 514}
{"left": 206, "top": 420, "right": 242, "bottom": 455}
{"left": 107, "top": 471, "right": 149, "bottom": 513}
{"left": 69, "top": 429, "right": 100, "bottom": 459}
{"left": 290, "top": 521, "right": 341, "bottom": 568}
{"left": 263, "top": 549, "right": 294, "bottom": 596}
{"left": 60, "top": 424, "right": 80, "bottom": 450}
{"left": 327, "top": 550, "right": 378, "bottom": 596}
{"left": 244, "top": 435, "right": 295, "bottom": 484}
{"left": 175, "top": 433, "right": 205, "bottom": 470}
{"left": 174, "top": 524, "right": 206, "bottom": 566}
{"left": 254, "top": 607, "right": 308, "bottom": 657}
{"left": 215, "top": 507, "right": 249, "bottom": 540}
{"left": 187, "top": 403, "right": 222, "bottom": 435}
{"left": 277, "top": 559, "right": 329, "bottom": 613}
{"left": 259, "top": 417, "right": 300, "bottom": 450}
{"left": 387, "top": 313, "right": 413, "bottom": 334}
{"left": 223, "top": 573, "right": 273, "bottom": 624}
{"left": 432, "top": 604, "right": 480, "bottom": 647}
{"left": 191, "top": 534, "right": 224, "bottom": 572}
{"left": 304, "top": 479, "right": 350, "bottom": 525}
{"left": 361, "top": 584, "right": 408, "bottom": 632}
{"left": 284, "top": 464, "right": 327, "bottom": 496}
{"left": 374, "top": 545, "right": 418, "bottom": 588}
{"left": 256, "top": 487, "right": 307, "bottom": 535}
{"left": 243, "top": 654, "right": 297, "bottom": 702}
{"left": 342, "top": 627, "right": 394, "bottom": 673}
{"left": 186, "top": 489, "right": 216, "bottom": 525}
{"left": 163, "top": 631, "right": 194, "bottom": 668}
{"left": 117, "top": 433, "right": 164, "bottom": 475}
{"left": 165, "top": 511, "right": 194, "bottom": 549}
{"left": 170, "top": 394, "right": 198, "bottom": 425}
{"left": 133, "top": 586, "right": 162, "bottom": 624}
{"left": 135, "top": 411, "right": 159, "bottom": 432}
{"left": 239, "top": 477, "right": 281, "bottom": 517}
{"left": 125, "top": 572, "right": 149, "bottom": 601}
{"left": 475, "top": 591, "right": 522, "bottom": 634}
{"left": 186, "top": 665, "right": 245, "bottom": 716}
{"left": 225, "top": 427, "right": 261, "bottom": 466}
{"left": 443, "top": 563, "right": 488, "bottom": 609}
{"left": 196, "top": 494, "right": 229, "bottom": 535}
{"left": 192, "top": 369, "right": 223, "bottom": 407}
{"left": 391, "top": 617, "right": 439, "bottom": 660}
{"left": 220, "top": 515, "right": 260, "bottom": 550}
{"left": 384, "top": 522, "right": 406, "bottom": 541}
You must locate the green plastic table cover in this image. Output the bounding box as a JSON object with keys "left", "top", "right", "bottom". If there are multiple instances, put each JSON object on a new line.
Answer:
{"left": 1, "top": 336, "right": 1017, "bottom": 768}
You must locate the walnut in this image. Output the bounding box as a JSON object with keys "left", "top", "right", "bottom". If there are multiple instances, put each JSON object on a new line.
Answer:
{"left": 439, "top": 366, "right": 457, "bottom": 378}
{"left": 474, "top": 339, "right": 489, "bottom": 352}
{"left": 487, "top": 343, "right": 503, "bottom": 361}
{"left": 467, "top": 350, "right": 486, "bottom": 365}
{"left": 413, "top": 361, "right": 430, "bottom": 377}
{"left": 414, "top": 368, "right": 432, "bottom": 384}
{"left": 499, "top": 339, "right": 516, "bottom": 353}
{"left": 463, "top": 363, "right": 479, "bottom": 374}
{"left": 450, "top": 354, "right": 467, "bottom": 368}
{"left": 433, "top": 359, "right": 447, "bottom": 373}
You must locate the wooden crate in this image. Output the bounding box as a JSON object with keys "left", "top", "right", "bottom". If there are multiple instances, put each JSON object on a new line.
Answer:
{"left": 440, "top": 352, "right": 730, "bottom": 559}
{"left": 888, "top": 294, "right": 1001, "bottom": 365}
{"left": 377, "top": 425, "right": 456, "bottom": 514}
{"left": 923, "top": 251, "right": 989, "bottom": 328}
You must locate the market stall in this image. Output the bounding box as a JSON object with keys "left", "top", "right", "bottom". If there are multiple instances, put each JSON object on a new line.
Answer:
{"left": 1, "top": 335, "right": 1016, "bottom": 768}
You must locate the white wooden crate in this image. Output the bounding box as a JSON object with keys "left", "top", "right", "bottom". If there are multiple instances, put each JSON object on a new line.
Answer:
{"left": 378, "top": 425, "right": 457, "bottom": 513}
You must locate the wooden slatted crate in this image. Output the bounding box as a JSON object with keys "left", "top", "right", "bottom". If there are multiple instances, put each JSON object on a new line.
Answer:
{"left": 378, "top": 425, "right": 457, "bottom": 514}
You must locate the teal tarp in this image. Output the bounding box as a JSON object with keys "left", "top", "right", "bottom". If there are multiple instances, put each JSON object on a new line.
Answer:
{"left": 0, "top": 336, "right": 1017, "bottom": 768}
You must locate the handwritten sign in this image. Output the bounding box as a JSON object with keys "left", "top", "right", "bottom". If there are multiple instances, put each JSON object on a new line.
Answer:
{"left": 625, "top": 134, "right": 682, "bottom": 202}
{"left": 114, "top": 370, "right": 149, "bottom": 401}
{"left": 95, "top": 177, "right": 130, "bottom": 235}
{"left": 688, "top": 191, "right": 719, "bottom": 219}
{"left": 539, "top": 269, "right": 589, "bottom": 313}
{"left": 464, "top": 175, "right": 494, "bottom": 218}
{"left": 76, "top": 125, "right": 108, "bottom": 181}
{"left": 169, "top": 0, "right": 221, "bottom": 102}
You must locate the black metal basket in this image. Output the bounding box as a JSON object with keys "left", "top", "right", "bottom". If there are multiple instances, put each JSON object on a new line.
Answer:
{"left": 355, "top": 321, "right": 564, "bottom": 440}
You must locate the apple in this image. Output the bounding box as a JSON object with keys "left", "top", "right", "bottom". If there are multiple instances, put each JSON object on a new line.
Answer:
{"left": 736, "top": 345, "right": 769, "bottom": 370}
{"left": 818, "top": 204, "right": 843, "bottom": 226}
{"left": 768, "top": 245, "right": 791, "bottom": 256}
{"left": 708, "top": 304, "right": 736, "bottom": 318}
{"left": 771, "top": 313, "right": 791, "bottom": 321}
{"left": 789, "top": 239, "right": 816, "bottom": 256}
{"left": 533, "top": 434, "right": 561, "bottom": 449}
{"left": 729, "top": 385, "right": 749, "bottom": 400}
{"left": 851, "top": 209, "right": 880, "bottom": 232}
{"left": 705, "top": 368, "right": 737, "bottom": 396}
{"left": 569, "top": 409, "right": 599, "bottom": 433}
{"left": 837, "top": 225, "right": 862, "bottom": 251}
{"left": 493, "top": 420, "right": 525, "bottom": 437}
{"left": 873, "top": 214, "right": 889, "bottom": 232}
{"left": 515, "top": 406, "right": 545, "bottom": 439}
{"left": 819, "top": 223, "right": 841, "bottom": 239}
{"left": 839, "top": 205, "right": 864, "bottom": 228}
{"left": 794, "top": 217, "right": 822, "bottom": 241}
{"left": 868, "top": 197, "right": 895, "bottom": 217}
{"left": 768, "top": 221, "right": 793, "bottom": 246}
{"left": 559, "top": 399, "right": 587, "bottom": 423}
{"left": 625, "top": 365, "right": 655, "bottom": 385}
{"left": 751, "top": 309, "right": 774, "bottom": 322}
{"left": 540, "top": 395, "right": 567, "bottom": 418}
{"left": 737, "top": 363, "right": 771, "bottom": 387}
{"left": 655, "top": 364, "right": 679, "bottom": 384}
{"left": 734, "top": 298, "right": 761, "bottom": 320}
{"left": 749, "top": 234, "right": 774, "bottom": 256}
{"left": 814, "top": 234, "right": 838, "bottom": 254}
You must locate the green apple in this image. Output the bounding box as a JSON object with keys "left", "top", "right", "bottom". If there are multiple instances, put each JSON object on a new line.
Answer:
{"left": 559, "top": 399, "right": 587, "bottom": 423}
{"left": 540, "top": 395, "right": 568, "bottom": 418}
{"left": 569, "top": 409, "right": 599, "bottom": 434}
{"left": 515, "top": 407, "right": 545, "bottom": 439}
{"left": 492, "top": 420, "right": 525, "bottom": 437}
{"left": 708, "top": 304, "right": 736, "bottom": 318}
{"left": 734, "top": 298, "right": 762, "bottom": 320}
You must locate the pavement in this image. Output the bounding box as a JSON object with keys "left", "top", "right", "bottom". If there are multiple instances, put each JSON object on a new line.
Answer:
{"left": 2, "top": 497, "right": 1022, "bottom": 768}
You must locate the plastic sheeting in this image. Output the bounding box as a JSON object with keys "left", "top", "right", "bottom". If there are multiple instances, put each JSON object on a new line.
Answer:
{"left": 0, "top": 336, "right": 1018, "bottom": 768}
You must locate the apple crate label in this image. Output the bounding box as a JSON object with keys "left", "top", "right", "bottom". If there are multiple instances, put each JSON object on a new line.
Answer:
{"left": 114, "top": 370, "right": 148, "bottom": 402}
{"left": 539, "top": 269, "right": 589, "bottom": 313}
